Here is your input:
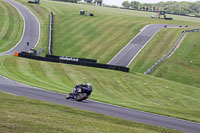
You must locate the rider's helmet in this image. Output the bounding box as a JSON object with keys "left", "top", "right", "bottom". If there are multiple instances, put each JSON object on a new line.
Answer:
{"left": 86, "top": 83, "right": 92, "bottom": 89}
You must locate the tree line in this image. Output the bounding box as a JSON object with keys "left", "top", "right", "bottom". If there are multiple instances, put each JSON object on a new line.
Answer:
{"left": 83, "top": 0, "right": 103, "bottom": 6}
{"left": 122, "top": 1, "right": 200, "bottom": 17}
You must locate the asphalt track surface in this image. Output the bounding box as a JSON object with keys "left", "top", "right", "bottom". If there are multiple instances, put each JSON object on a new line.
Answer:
{"left": 108, "top": 24, "right": 192, "bottom": 67}
{"left": 0, "top": 1, "right": 200, "bottom": 133}
{"left": 0, "top": 0, "right": 40, "bottom": 56}
{"left": 1, "top": 76, "right": 200, "bottom": 133}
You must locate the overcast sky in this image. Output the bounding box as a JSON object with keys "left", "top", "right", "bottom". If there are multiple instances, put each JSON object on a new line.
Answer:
{"left": 103, "top": 0, "right": 200, "bottom": 6}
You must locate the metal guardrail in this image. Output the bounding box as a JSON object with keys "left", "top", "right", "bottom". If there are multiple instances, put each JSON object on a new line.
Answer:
{"left": 185, "top": 29, "right": 200, "bottom": 33}
{"left": 48, "top": 12, "right": 53, "bottom": 55}
{"left": 144, "top": 28, "right": 200, "bottom": 75}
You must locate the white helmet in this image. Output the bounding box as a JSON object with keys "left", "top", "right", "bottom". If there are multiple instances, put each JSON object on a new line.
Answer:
{"left": 87, "top": 83, "right": 91, "bottom": 86}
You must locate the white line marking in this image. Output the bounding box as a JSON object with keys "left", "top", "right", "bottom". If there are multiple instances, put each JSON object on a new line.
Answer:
{"left": 0, "top": 75, "right": 66, "bottom": 96}
{"left": 1, "top": 0, "right": 25, "bottom": 55}
{"left": 127, "top": 29, "right": 162, "bottom": 67}
{"left": 0, "top": 3, "right": 199, "bottom": 126}
{"left": 107, "top": 24, "right": 151, "bottom": 64}
{"left": 1, "top": 0, "right": 40, "bottom": 55}
{"left": 1, "top": 90, "right": 18, "bottom": 96}
{"left": 23, "top": 2, "right": 40, "bottom": 49}
{"left": 1, "top": 75, "right": 200, "bottom": 125}
{"left": 88, "top": 99, "right": 200, "bottom": 125}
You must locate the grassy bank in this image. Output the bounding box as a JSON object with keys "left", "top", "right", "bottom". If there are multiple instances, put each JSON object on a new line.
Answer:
{"left": 0, "top": 1, "right": 23, "bottom": 53}
{"left": 0, "top": 92, "right": 181, "bottom": 133}
{"left": 129, "top": 28, "right": 186, "bottom": 73}
{"left": 151, "top": 32, "right": 200, "bottom": 88}
{"left": 1, "top": 0, "right": 200, "bottom": 128}
{"left": 15, "top": 0, "right": 200, "bottom": 63}
{"left": 0, "top": 56, "right": 200, "bottom": 123}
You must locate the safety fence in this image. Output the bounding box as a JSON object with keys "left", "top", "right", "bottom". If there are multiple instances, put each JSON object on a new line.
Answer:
{"left": 144, "top": 28, "right": 200, "bottom": 75}
{"left": 18, "top": 52, "right": 129, "bottom": 73}
{"left": 48, "top": 12, "right": 53, "bottom": 55}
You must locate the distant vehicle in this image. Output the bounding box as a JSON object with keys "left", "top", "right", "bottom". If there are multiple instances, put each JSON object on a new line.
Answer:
{"left": 66, "top": 83, "right": 92, "bottom": 102}
{"left": 185, "top": 25, "right": 188, "bottom": 27}
{"left": 28, "top": 0, "right": 40, "bottom": 4}
{"left": 151, "top": 15, "right": 156, "bottom": 18}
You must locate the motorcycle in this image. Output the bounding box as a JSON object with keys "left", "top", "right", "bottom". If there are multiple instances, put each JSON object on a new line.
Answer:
{"left": 66, "top": 85, "right": 92, "bottom": 102}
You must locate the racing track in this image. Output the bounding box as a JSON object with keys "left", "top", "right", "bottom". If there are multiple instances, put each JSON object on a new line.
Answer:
{"left": 0, "top": 0, "right": 200, "bottom": 133}
{"left": 1, "top": 76, "right": 200, "bottom": 133}
{"left": 0, "top": 0, "right": 40, "bottom": 56}
{"left": 108, "top": 24, "right": 193, "bottom": 67}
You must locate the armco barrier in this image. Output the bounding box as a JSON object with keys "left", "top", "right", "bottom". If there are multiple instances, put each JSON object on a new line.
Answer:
{"left": 185, "top": 29, "right": 200, "bottom": 33}
{"left": 144, "top": 28, "right": 200, "bottom": 75}
{"left": 48, "top": 12, "right": 53, "bottom": 55}
{"left": 18, "top": 52, "right": 129, "bottom": 72}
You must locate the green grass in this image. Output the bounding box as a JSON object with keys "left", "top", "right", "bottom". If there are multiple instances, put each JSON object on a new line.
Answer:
{"left": 151, "top": 32, "right": 200, "bottom": 88}
{"left": 129, "top": 28, "right": 186, "bottom": 73}
{"left": 1, "top": 0, "right": 200, "bottom": 129}
{"left": 15, "top": 0, "right": 200, "bottom": 63}
{"left": 0, "top": 92, "right": 181, "bottom": 133}
{"left": 0, "top": 56, "right": 200, "bottom": 123}
{"left": 0, "top": 1, "right": 23, "bottom": 53}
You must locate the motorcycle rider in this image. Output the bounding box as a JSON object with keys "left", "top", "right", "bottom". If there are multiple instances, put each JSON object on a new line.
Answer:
{"left": 85, "top": 83, "right": 92, "bottom": 96}
{"left": 72, "top": 83, "right": 92, "bottom": 99}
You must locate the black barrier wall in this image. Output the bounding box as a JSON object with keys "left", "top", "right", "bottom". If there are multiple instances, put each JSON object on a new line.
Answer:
{"left": 46, "top": 55, "right": 97, "bottom": 63}
{"left": 28, "top": 0, "right": 40, "bottom": 4}
{"left": 18, "top": 52, "right": 129, "bottom": 72}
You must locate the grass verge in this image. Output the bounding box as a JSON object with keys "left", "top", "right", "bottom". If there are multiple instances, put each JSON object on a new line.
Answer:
{"left": 151, "top": 32, "right": 200, "bottom": 88}
{"left": 129, "top": 28, "right": 186, "bottom": 73}
{"left": 0, "top": 92, "right": 181, "bottom": 133}
{"left": 0, "top": 0, "right": 23, "bottom": 53}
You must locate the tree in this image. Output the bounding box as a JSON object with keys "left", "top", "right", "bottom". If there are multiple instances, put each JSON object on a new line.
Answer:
{"left": 130, "top": 1, "right": 140, "bottom": 9}
{"left": 122, "top": 1, "right": 130, "bottom": 8}
{"left": 121, "top": 0, "right": 200, "bottom": 17}
{"left": 94, "top": 0, "right": 102, "bottom": 6}
{"left": 53, "top": 0, "right": 80, "bottom": 3}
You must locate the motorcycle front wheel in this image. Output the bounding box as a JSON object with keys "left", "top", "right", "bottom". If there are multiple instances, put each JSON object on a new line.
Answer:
{"left": 76, "top": 93, "right": 87, "bottom": 101}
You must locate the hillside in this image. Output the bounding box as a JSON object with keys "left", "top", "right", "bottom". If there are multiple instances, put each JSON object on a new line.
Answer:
{"left": 0, "top": 0, "right": 23, "bottom": 53}
{"left": 151, "top": 31, "right": 200, "bottom": 88}
{"left": 1, "top": 0, "right": 200, "bottom": 125}
{"left": 129, "top": 25, "right": 200, "bottom": 88}
{"left": 129, "top": 28, "right": 186, "bottom": 73}
{"left": 15, "top": 0, "right": 200, "bottom": 64}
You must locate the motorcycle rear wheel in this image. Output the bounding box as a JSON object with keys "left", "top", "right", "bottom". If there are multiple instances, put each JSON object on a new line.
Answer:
{"left": 66, "top": 93, "right": 72, "bottom": 99}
